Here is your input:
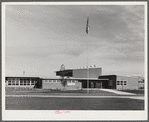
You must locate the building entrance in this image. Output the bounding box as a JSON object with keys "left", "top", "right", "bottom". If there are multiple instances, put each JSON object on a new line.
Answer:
{"left": 80, "top": 80, "right": 109, "bottom": 89}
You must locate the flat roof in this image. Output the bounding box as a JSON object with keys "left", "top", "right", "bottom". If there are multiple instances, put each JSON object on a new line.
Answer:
{"left": 6, "top": 76, "right": 40, "bottom": 78}
{"left": 42, "top": 78, "right": 108, "bottom": 81}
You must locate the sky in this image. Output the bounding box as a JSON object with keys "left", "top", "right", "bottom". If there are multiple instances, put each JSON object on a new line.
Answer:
{"left": 5, "top": 4, "right": 145, "bottom": 78}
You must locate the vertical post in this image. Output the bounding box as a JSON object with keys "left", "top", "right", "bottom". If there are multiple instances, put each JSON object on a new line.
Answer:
{"left": 86, "top": 16, "right": 89, "bottom": 93}
{"left": 87, "top": 38, "right": 89, "bottom": 93}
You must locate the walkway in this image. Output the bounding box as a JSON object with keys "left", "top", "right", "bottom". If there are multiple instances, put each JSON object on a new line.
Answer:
{"left": 100, "top": 89, "right": 136, "bottom": 95}
{"left": 5, "top": 95, "right": 144, "bottom": 100}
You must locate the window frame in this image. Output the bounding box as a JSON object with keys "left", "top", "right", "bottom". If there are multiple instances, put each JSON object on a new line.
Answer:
{"left": 8, "top": 80, "right": 11, "bottom": 85}
{"left": 124, "top": 81, "right": 127, "bottom": 85}
{"left": 117, "top": 81, "right": 120, "bottom": 85}
{"left": 121, "top": 81, "right": 123, "bottom": 85}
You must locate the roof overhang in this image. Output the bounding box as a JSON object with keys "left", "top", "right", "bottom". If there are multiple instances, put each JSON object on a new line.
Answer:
{"left": 56, "top": 70, "right": 73, "bottom": 77}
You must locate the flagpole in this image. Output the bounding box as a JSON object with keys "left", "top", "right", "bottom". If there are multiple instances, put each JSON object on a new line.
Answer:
{"left": 86, "top": 16, "right": 89, "bottom": 94}
{"left": 87, "top": 34, "right": 89, "bottom": 93}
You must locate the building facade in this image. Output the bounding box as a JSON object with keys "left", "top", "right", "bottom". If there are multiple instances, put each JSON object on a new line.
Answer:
{"left": 5, "top": 67, "right": 142, "bottom": 90}
{"left": 56, "top": 68, "right": 140, "bottom": 90}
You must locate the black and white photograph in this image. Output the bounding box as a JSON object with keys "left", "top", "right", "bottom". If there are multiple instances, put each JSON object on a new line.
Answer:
{"left": 2, "top": 1, "right": 148, "bottom": 121}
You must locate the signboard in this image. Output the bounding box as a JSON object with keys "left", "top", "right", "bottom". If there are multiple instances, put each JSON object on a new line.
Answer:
{"left": 67, "top": 83, "right": 75, "bottom": 86}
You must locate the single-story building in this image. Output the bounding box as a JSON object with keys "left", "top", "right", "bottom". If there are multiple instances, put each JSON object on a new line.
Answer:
{"left": 5, "top": 67, "right": 143, "bottom": 90}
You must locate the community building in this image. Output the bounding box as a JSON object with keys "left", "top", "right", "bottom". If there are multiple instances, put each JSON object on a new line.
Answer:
{"left": 5, "top": 67, "right": 144, "bottom": 90}
{"left": 55, "top": 68, "right": 140, "bottom": 90}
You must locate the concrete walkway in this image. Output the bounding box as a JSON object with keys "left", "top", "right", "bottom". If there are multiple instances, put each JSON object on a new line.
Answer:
{"left": 5, "top": 95, "right": 144, "bottom": 100}
{"left": 100, "top": 89, "right": 136, "bottom": 95}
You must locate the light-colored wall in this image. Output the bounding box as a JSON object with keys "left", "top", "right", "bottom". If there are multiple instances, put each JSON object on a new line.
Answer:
{"left": 42, "top": 82, "right": 63, "bottom": 89}
{"left": 42, "top": 80, "right": 82, "bottom": 90}
{"left": 73, "top": 68, "right": 102, "bottom": 78}
{"left": 116, "top": 76, "right": 138, "bottom": 90}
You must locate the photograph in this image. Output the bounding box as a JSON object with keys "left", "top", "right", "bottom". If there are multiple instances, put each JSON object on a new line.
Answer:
{"left": 2, "top": 1, "right": 147, "bottom": 121}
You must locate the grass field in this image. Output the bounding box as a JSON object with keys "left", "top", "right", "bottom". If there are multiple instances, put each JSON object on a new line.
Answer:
{"left": 119, "top": 90, "right": 144, "bottom": 95}
{"left": 5, "top": 89, "right": 118, "bottom": 96}
{"left": 5, "top": 89, "right": 144, "bottom": 110}
{"left": 6, "top": 97, "right": 144, "bottom": 110}
{"left": 5, "top": 89, "right": 144, "bottom": 96}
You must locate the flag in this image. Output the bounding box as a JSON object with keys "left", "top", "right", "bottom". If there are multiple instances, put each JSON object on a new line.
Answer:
{"left": 86, "top": 16, "right": 89, "bottom": 34}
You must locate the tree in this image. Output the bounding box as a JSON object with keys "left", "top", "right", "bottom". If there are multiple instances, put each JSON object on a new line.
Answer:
{"left": 61, "top": 78, "right": 67, "bottom": 90}
{"left": 59, "top": 64, "right": 67, "bottom": 90}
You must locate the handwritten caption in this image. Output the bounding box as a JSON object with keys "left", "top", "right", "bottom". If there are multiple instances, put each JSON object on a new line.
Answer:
{"left": 55, "top": 110, "right": 71, "bottom": 114}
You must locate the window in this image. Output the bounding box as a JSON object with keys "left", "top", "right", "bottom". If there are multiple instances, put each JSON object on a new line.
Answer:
{"left": 16, "top": 79, "right": 19, "bottom": 85}
{"left": 20, "top": 79, "right": 24, "bottom": 85}
{"left": 53, "top": 80, "right": 56, "bottom": 82}
{"left": 8, "top": 80, "right": 11, "bottom": 85}
{"left": 27, "top": 79, "right": 30, "bottom": 85}
{"left": 117, "top": 81, "right": 119, "bottom": 85}
{"left": 124, "top": 81, "right": 127, "bottom": 85}
{"left": 31, "top": 79, "right": 35, "bottom": 85}
{"left": 24, "top": 79, "right": 27, "bottom": 85}
{"left": 121, "top": 81, "right": 123, "bottom": 85}
{"left": 16, "top": 81, "right": 19, "bottom": 85}
{"left": 57, "top": 80, "right": 60, "bottom": 82}
{"left": 72, "top": 80, "right": 75, "bottom": 83}
{"left": 12, "top": 80, "right": 15, "bottom": 85}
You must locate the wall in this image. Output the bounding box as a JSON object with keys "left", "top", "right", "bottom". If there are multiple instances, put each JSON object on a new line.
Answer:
{"left": 42, "top": 82, "right": 63, "bottom": 89}
{"left": 42, "top": 80, "right": 82, "bottom": 90}
{"left": 73, "top": 68, "right": 102, "bottom": 78}
{"left": 65, "top": 82, "right": 82, "bottom": 90}
{"left": 116, "top": 76, "right": 138, "bottom": 90}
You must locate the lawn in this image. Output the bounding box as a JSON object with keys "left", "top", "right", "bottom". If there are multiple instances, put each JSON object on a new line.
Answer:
{"left": 119, "top": 90, "right": 144, "bottom": 95}
{"left": 6, "top": 88, "right": 144, "bottom": 96}
{"left": 5, "top": 89, "right": 118, "bottom": 96}
{"left": 5, "top": 88, "right": 144, "bottom": 110}
{"left": 5, "top": 96, "right": 144, "bottom": 110}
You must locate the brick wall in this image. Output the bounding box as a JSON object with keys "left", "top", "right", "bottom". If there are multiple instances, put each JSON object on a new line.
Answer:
{"left": 42, "top": 81, "right": 82, "bottom": 90}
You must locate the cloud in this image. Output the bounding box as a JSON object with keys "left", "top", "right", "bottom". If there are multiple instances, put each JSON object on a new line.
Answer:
{"left": 5, "top": 5, "right": 145, "bottom": 77}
